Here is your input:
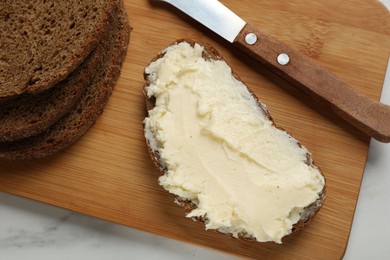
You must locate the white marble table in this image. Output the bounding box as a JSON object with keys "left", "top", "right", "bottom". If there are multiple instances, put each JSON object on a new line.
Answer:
{"left": 1, "top": 1, "right": 389, "bottom": 259}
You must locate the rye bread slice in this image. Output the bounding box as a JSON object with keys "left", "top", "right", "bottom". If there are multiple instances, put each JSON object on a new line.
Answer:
{"left": 0, "top": 0, "right": 120, "bottom": 99}
{"left": 0, "top": 18, "right": 116, "bottom": 143}
{"left": 143, "top": 39, "right": 326, "bottom": 242}
{"left": 0, "top": 6, "right": 130, "bottom": 160}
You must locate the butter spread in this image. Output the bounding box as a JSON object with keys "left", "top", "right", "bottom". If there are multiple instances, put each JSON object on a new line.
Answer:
{"left": 144, "top": 42, "right": 325, "bottom": 243}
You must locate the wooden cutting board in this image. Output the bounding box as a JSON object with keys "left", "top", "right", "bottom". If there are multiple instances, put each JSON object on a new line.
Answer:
{"left": 1, "top": 0, "right": 389, "bottom": 259}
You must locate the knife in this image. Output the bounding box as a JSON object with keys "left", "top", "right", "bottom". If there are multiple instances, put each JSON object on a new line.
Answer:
{"left": 152, "top": 0, "right": 390, "bottom": 143}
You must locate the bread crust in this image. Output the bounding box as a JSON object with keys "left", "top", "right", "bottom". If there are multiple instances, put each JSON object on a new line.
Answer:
{"left": 0, "top": 5, "right": 130, "bottom": 160}
{"left": 143, "top": 39, "right": 326, "bottom": 242}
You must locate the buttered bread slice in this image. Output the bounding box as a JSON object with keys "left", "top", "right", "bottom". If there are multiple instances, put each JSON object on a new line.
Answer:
{"left": 143, "top": 40, "right": 325, "bottom": 244}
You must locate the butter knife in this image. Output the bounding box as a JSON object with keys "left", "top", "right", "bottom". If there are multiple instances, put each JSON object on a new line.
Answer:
{"left": 152, "top": 0, "right": 390, "bottom": 143}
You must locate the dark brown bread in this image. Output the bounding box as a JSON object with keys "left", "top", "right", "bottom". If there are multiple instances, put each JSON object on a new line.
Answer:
{"left": 0, "top": 0, "right": 120, "bottom": 98}
{"left": 143, "top": 39, "right": 326, "bottom": 242}
{"left": 0, "top": 28, "right": 109, "bottom": 142}
{"left": 0, "top": 7, "right": 130, "bottom": 160}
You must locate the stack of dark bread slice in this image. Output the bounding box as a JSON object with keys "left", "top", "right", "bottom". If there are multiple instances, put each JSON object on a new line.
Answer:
{"left": 0, "top": 0, "right": 130, "bottom": 160}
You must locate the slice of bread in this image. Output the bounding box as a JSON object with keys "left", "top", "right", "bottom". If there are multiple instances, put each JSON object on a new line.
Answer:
{"left": 0, "top": 19, "right": 115, "bottom": 142}
{"left": 0, "top": 6, "right": 130, "bottom": 160}
{"left": 0, "top": 0, "right": 120, "bottom": 98}
{"left": 143, "top": 40, "right": 326, "bottom": 243}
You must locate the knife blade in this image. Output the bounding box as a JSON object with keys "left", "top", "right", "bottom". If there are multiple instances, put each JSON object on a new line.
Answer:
{"left": 153, "top": 0, "right": 390, "bottom": 143}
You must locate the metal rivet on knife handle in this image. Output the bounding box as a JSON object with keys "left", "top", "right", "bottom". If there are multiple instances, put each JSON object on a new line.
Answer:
{"left": 277, "top": 53, "right": 290, "bottom": 65}
{"left": 245, "top": 33, "right": 257, "bottom": 45}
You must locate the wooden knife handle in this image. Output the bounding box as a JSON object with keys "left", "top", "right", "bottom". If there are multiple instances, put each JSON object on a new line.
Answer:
{"left": 233, "top": 23, "right": 390, "bottom": 143}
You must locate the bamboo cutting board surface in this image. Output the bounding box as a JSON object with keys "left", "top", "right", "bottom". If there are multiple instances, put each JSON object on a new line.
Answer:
{"left": 1, "top": 0, "right": 389, "bottom": 259}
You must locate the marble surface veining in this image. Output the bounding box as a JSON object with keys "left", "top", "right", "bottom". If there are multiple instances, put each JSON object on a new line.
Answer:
{"left": 0, "top": 192, "right": 237, "bottom": 259}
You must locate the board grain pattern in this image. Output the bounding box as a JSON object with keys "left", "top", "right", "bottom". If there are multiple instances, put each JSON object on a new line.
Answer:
{"left": 1, "top": 0, "right": 389, "bottom": 259}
